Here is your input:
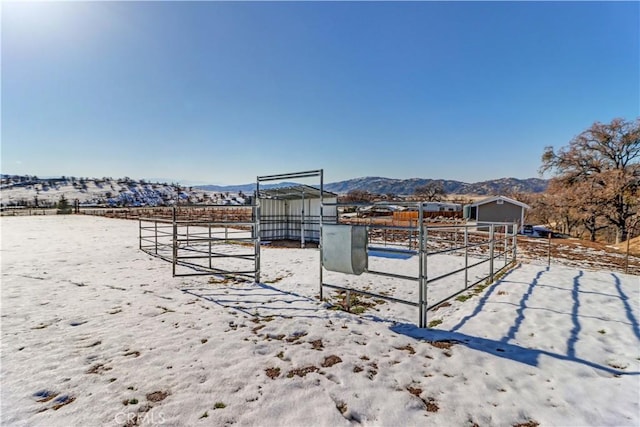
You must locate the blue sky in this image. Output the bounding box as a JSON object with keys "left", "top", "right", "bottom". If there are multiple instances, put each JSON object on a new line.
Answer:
{"left": 2, "top": 1, "right": 638, "bottom": 185}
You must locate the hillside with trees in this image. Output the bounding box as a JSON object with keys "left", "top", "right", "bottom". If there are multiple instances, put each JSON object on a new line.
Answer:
{"left": 0, "top": 176, "right": 242, "bottom": 208}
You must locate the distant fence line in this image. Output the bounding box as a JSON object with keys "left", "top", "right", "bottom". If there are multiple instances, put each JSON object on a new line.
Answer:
{"left": 2, "top": 205, "right": 637, "bottom": 276}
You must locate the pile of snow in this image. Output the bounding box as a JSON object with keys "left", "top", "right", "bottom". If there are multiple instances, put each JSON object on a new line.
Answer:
{"left": 1, "top": 216, "right": 638, "bottom": 426}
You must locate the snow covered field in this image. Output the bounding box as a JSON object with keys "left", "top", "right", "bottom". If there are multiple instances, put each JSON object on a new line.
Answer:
{"left": 1, "top": 215, "right": 639, "bottom": 426}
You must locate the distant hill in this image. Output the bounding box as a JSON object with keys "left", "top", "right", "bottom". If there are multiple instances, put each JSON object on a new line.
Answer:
{"left": 324, "top": 176, "right": 548, "bottom": 195}
{"left": 0, "top": 175, "right": 239, "bottom": 208}
{"left": 197, "top": 177, "right": 547, "bottom": 196}
{"left": 196, "top": 182, "right": 299, "bottom": 193}
{"left": 1, "top": 175, "right": 548, "bottom": 208}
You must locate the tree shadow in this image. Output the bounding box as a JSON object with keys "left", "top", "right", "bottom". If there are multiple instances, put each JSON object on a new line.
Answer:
{"left": 500, "top": 268, "right": 548, "bottom": 343}
{"left": 390, "top": 322, "right": 639, "bottom": 377}
{"left": 391, "top": 267, "right": 639, "bottom": 377}
{"left": 449, "top": 264, "right": 527, "bottom": 333}
{"left": 612, "top": 272, "right": 640, "bottom": 340}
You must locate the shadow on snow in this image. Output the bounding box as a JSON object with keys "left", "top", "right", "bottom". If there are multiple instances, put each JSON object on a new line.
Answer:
{"left": 392, "top": 266, "right": 639, "bottom": 377}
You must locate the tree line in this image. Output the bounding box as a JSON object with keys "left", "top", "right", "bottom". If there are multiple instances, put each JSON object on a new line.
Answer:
{"left": 520, "top": 117, "right": 638, "bottom": 243}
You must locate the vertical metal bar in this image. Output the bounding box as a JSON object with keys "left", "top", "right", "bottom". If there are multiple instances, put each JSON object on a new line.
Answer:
{"left": 513, "top": 222, "right": 518, "bottom": 263}
{"left": 489, "top": 223, "right": 495, "bottom": 282}
{"left": 138, "top": 218, "right": 142, "bottom": 250}
{"left": 301, "top": 191, "right": 305, "bottom": 249}
{"left": 172, "top": 206, "right": 177, "bottom": 277}
{"left": 409, "top": 219, "right": 413, "bottom": 250}
{"left": 464, "top": 225, "right": 469, "bottom": 289}
{"left": 504, "top": 225, "right": 509, "bottom": 266}
{"left": 547, "top": 231, "right": 551, "bottom": 267}
{"left": 418, "top": 203, "right": 426, "bottom": 328}
{"left": 209, "top": 224, "right": 212, "bottom": 269}
{"left": 319, "top": 169, "right": 324, "bottom": 301}
{"left": 255, "top": 184, "right": 261, "bottom": 284}
{"left": 154, "top": 220, "right": 158, "bottom": 255}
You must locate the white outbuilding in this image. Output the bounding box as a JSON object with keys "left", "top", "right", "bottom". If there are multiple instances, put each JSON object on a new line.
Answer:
{"left": 259, "top": 185, "right": 338, "bottom": 247}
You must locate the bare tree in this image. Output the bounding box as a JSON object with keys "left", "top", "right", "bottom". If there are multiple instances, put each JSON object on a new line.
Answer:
{"left": 341, "top": 190, "right": 374, "bottom": 203}
{"left": 541, "top": 118, "right": 640, "bottom": 242}
{"left": 414, "top": 182, "right": 445, "bottom": 202}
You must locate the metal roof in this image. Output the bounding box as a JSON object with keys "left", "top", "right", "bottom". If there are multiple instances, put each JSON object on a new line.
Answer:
{"left": 259, "top": 184, "right": 337, "bottom": 200}
{"left": 468, "top": 195, "right": 530, "bottom": 209}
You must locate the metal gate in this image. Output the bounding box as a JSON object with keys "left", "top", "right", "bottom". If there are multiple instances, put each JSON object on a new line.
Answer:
{"left": 139, "top": 205, "right": 260, "bottom": 280}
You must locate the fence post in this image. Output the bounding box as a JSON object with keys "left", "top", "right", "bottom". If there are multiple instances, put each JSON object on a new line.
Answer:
{"left": 489, "top": 223, "right": 495, "bottom": 282}
{"left": 418, "top": 205, "right": 427, "bottom": 328}
{"left": 172, "top": 206, "right": 177, "bottom": 277}
{"left": 513, "top": 223, "right": 518, "bottom": 263}
{"left": 547, "top": 232, "right": 551, "bottom": 267}
{"left": 504, "top": 225, "right": 508, "bottom": 266}
{"left": 154, "top": 220, "right": 158, "bottom": 255}
{"left": 464, "top": 225, "right": 469, "bottom": 289}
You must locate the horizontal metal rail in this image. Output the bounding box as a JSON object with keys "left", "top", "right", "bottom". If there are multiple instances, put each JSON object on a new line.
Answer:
{"left": 322, "top": 283, "right": 418, "bottom": 307}
{"left": 321, "top": 215, "right": 518, "bottom": 328}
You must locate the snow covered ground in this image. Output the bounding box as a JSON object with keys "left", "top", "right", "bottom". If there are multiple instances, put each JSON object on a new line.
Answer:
{"left": 1, "top": 215, "right": 639, "bottom": 426}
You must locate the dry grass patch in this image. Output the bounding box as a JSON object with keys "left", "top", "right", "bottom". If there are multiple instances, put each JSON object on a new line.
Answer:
{"left": 146, "top": 390, "right": 169, "bottom": 403}
{"left": 265, "top": 367, "right": 281, "bottom": 379}
{"left": 394, "top": 344, "right": 416, "bottom": 354}
{"left": 427, "top": 340, "right": 458, "bottom": 350}
{"left": 287, "top": 365, "right": 319, "bottom": 378}
{"left": 321, "top": 355, "right": 342, "bottom": 368}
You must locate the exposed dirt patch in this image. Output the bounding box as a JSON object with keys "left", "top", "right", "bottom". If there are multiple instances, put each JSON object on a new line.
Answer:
{"left": 321, "top": 355, "right": 342, "bottom": 368}
{"left": 265, "top": 239, "right": 319, "bottom": 249}
{"left": 286, "top": 332, "right": 308, "bottom": 343}
{"left": 394, "top": 344, "right": 416, "bottom": 354}
{"left": 513, "top": 421, "right": 539, "bottom": 427}
{"left": 86, "top": 364, "right": 112, "bottom": 374}
{"left": 428, "top": 340, "right": 458, "bottom": 350}
{"left": 265, "top": 367, "right": 281, "bottom": 379}
{"left": 518, "top": 236, "right": 640, "bottom": 275}
{"left": 406, "top": 386, "right": 422, "bottom": 397}
{"left": 309, "top": 339, "right": 324, "bottom": 350}
{"left": 431, "top": 302, "right": 452, "bottom": 312}
{"left": 52, "top": 395, "right": 75, "bottom": 410}
{"left": 287, "top": 365, "right": 319, "bottom": 378}
{"left": 34, "top": 390, "right": 58, "bottom": 403}
{"left": 425, "top": 397, "right": 439, "bottom": 412}
{"left": 146, "top": 391, "right": 169, "bottom": 403}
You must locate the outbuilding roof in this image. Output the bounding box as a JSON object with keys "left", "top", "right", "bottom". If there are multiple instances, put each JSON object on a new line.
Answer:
{"left": 259, "top": 184, "right": 337, "bottom": 200}
{"left": 468, "top": 195, "right": 530, "bottom": 209}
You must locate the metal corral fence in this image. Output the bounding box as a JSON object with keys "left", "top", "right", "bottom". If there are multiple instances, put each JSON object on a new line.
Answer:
{"left": 321, "top": 202, "right": 518, "bottom": 328}
{"left": 139, "top": 205, "right": 260, "bottom": 280}
{"left": 0, "top": 207, "right": 58, "bottom": 216}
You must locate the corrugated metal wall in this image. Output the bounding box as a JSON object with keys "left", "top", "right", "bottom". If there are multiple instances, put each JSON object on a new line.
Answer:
{"left": 260, "top": 197, "right": 337, "bottom": 242}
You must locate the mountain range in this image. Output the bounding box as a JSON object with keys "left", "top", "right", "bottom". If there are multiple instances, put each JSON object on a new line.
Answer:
{"left": 196, "top": 177, "right": 548, "bottom": 196}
